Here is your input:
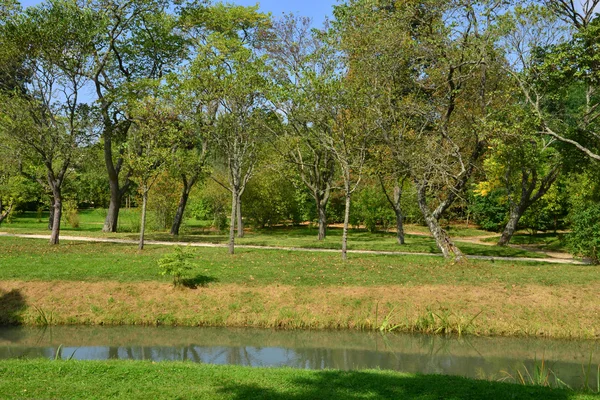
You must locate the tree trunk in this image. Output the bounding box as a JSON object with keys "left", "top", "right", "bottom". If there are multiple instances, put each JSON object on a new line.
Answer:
{"left": 170, "top": 183, "right": 191, "bottom": 236}
{"left": 103, "top": 177, "right": 121, "bottom": 233}
{"left": 317, "top": 200, "right": 327, "bottom": 241}
{"left": 417, "top": 185, "right": 463, "bottom": 259}
{"left": 498, "top": 206, "right": 525, "bottom": 246}
{"left": 0, "top": 199, "right": 12, "bottom": 225}
{"left": 228, "top": 189, "right": 237, "bottom": 255}
{"left": 139, "top": 191, "right": 148, "bottom": 250}
{"left": 395, "top": 209, "right": 405, "bottom": 245}
{"left": 341, "top": 193, "right": 351, "bottom": 260}
{"left": 48, "top": 197, "right": 54, "bottom": 231}
{"left": 49, "top": 192, "right": 62, "bottom": 245}
{"left": 236, "top": 198, "right": 244, "bottom": 238}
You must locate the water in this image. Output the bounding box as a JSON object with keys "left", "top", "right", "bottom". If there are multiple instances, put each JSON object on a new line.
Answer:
{"left": 0, "top": 326, "right": 598, "bottom": 388}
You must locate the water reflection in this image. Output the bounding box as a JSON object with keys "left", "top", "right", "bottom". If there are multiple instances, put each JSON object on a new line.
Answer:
{"left": 0, "top": 326, "right": 598, "bottom": 389}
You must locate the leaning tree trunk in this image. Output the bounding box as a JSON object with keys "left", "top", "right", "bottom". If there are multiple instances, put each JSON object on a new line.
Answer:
{"left": 48, "top": 197, "right": 55, "bottom": 231}
{"left": 498, "top": 205, "right": 526, "bottom": 246}
{"left": 417, "top": 187, "right": 463, "bottom": 259}
{"left": 138, "top": 191, "right": 148, "bottom": 250}
{"left": 170, "top": 179, "right": 193, "bottom": 236}
{"left": 228, "top": 188, "right": 238, "bottom": 255}
{"left": 341, "top": 193, "right": 351, "bottom": 260}
{"left": 49, "top": 189, "right": 62, "bottom": 245}
{"left": 0, "top": 199, "right": 12, "bottom": 225}
{"left": 236, "top": 198, "right": 244, "bottom": 238}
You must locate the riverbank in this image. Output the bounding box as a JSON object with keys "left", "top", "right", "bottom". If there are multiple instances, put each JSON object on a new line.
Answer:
{"left": 1, "top": 236, "right": 598, "bottom": 339}
{"left": 1, "top": 359, "right": 598, "bottom": 399}
{"left": 2, "top": 280, "right": 599, "bottom": 339}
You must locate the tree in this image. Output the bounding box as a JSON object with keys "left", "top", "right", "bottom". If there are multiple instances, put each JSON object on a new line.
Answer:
{"left": 186, "top": 4, "right": 270, "bottom": 254}
{"left": 0, "top": 1, "right": 94, "bottom": 244}
{"left": 126, "top": 93, "right": 177, "bottom": 250}
{"left": 81, "top": 0, "right": 186, "bottom": 233}
{"left": 335, "top": 0, "right": 507, "bottom": 259}
{"left": 264, "top": 15, "right": 338, "bottom": 241}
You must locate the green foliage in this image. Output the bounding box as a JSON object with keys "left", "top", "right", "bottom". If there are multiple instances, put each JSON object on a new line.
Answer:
{"left": 568, "top": 203, "right": 600, "bottom": 264}
{"left": 62, "top": 199, "right": 79, "bottom": 229}
{"left": 350, "top": 186, "right": 395, "bottom": 233}
{"left": 470, "top": 189, "right": 510, "bottom": 232}
{"left": 157, "top": 246, "right": 196, "bottom": 287}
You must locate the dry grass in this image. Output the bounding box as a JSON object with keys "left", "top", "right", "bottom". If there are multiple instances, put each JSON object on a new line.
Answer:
{"left": 2, "top": 280, "right": 599, "bottom": 339}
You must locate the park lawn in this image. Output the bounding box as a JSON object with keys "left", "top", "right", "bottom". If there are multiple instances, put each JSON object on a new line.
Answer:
{"left": 1, "top": 210, "right": 547, "bottom": 258}
{"left": 0, "top": 236, "right": 594, "bottom": 286}
{"left": 0, "top": 360, "right": 598, "bottom": 400}
{"left": 1, "top": 236, "right": 599, "bottom": 338}
{"left": 482, "top": 232, "right": 570, "bottom": 253}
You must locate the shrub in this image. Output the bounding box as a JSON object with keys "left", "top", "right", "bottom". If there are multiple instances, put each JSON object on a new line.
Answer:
{"left": 62, "top": 200, "right": 80, "bottom": 228}
{"left": 568, "top": 203, "right": 600, "bottom": 264}
{"left": 158, "top": 246, "right": 196, "bottom": 287}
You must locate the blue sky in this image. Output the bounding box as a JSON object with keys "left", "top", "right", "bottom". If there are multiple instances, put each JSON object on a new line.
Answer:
{"left": 18, "top": 0, "right": 338, "bottom": 26}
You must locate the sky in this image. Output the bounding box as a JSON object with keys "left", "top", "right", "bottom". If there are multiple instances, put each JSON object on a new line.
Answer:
{"left": 18, "top": 0, "right": 338, "bottom": 26}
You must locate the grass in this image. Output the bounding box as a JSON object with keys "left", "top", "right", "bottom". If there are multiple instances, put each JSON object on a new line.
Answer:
{"left": 482, "top": 232, "right": 570, "bottom": 253}
{"left": 0, "top": 359, "right": 597, "bottom": 399}
{"left": 0, "top": 236, "right": 595, "bottom": 286}
{"left": 0, "top": 210, "right": 549, "bottom": 258}
{"left": 0, "top": 236, "right": 598, "bottom": 337}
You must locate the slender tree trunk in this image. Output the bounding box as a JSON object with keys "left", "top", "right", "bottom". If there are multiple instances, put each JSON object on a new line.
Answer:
{"left": 395, "top": 209, "right": 405, "bottom": 245}
{"left": 139, "top": 191, "right": 148, "bottom": 250}
{"left": 341, "top": 193, "right": 351, "bottom": 260}
{"left": 170, "top": 182, "right": 192, "bottom": 236}
{"left": 498, "top": 206, "right": 526, "bottom": 246}
{"left": 229, "top": 189, "right": 237, "bottom": 255}
{"left": 49, "top": 191, "right": 62, "bottom": 245}
{"left": 317, "top": 199, "right": 327, "bottom": 241}
{"left": 48, "top": 197, "right": 54, "bottom": 231}
{"left": 236, "top": 197, "right": 244, "bottom": 238}
{"left": 417, "top": 185, "right": 463, "bottom": 259}
{"left": 104, "top": 177, "right": 122, "bottom": 233}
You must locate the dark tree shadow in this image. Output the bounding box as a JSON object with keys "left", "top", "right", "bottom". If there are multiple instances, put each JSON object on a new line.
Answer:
{"left": 0, "top": 289, "right": 26, "bottom": 325}
{"left": 181, "top": 275, "right": 219, "bottom": 289}
{"left": 218, "top": 370, "right": 577, "bottom": 400}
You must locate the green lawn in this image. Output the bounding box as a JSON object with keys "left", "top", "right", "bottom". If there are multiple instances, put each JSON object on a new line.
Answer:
{"left": 0, "top": 236, "right": 595, "bottom": 286}
{"left": 483, "top": 232, "right": 570, "bottom": 253}
{"left": 0, "top": 210, "right": 552, "bottom": 259}
{"left": 0, "top": 360, "right": 597, "bottom": 400}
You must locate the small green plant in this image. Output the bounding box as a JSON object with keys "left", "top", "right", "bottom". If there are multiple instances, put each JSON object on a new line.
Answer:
{"left": 158, "top": 246, "right": 196, "bottom": 287}
{"left": 62, "top": 200, "right": 80, "bottom": 228}
{"left": 377, "top": 303, "right": 403, "bottom": 333}
{"left": 32, "top": 305, "right": 54, "bottom": 326}
{"left": 500, "top": 357, "right": 570, "bottom": 390}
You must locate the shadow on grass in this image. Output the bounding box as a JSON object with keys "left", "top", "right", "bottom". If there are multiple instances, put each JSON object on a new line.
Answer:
{"left": 181, "top": 275, "right": 219, "bottom": 289}
{"left": 0, "top": 289, "right": 26, "bottom": 325}
{"left": 218, "top": 370, "right": 578, "bottom": 400}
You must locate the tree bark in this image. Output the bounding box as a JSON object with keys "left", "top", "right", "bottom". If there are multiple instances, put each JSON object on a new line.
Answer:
{"left": 341, "top": 193, "right": 351, "bottom": 260}
{"left": 395, "top": 209, "right": 405, "bottom": 245}
{"left": 0, "top": 199, "right": 11, "bottom": 225}
{"left": 317, "top": 199, "right": 327, "bottom": 241}
{"left": 49, "top": 190, "right": 62, "bottom": 246}
{"left": 48, "top": 197, "right": 54, "bottom": 231}
{"left": 236, "top": 197, "right": 244, "bottom": 238}
{"left": 170, "top": 178, "right": 193, "bottom": 236}
{"left": 417, "top": 184, "right": 463, "bottom": 259}
{"left": 228, "top": 189, "right": 237, "bottom": 255}
{"left": 103, "top": 175, "right": 122, "bottom": 233}
{"left": 139, "top": 191, "right": 148, "bottom": 250}
{"left": 498, "top": 206, "right": 525, "bottom": 246}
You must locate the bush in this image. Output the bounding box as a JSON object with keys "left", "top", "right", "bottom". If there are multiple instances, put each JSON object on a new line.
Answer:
{"left": 469, "top": 189, "right": 509, "bottom": 232}
{"left": 62, "top": 200, "right": 80, "bottom": 228}
{"left": 568, "top": 203, "right": 600, "bottom": 264}
{"left": 158, "top": 246, "right": 196, "bottom": 287}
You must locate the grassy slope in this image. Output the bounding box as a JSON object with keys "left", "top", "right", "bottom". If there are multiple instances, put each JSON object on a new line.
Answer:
{"left": 0, "top": 210, "right": 547, "bottom": 258}
{"left": 0, "top": 360, "right": 597, "bottom": 400}
{"left": 0, "top": 236, "right": 599, "bottom": 338}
